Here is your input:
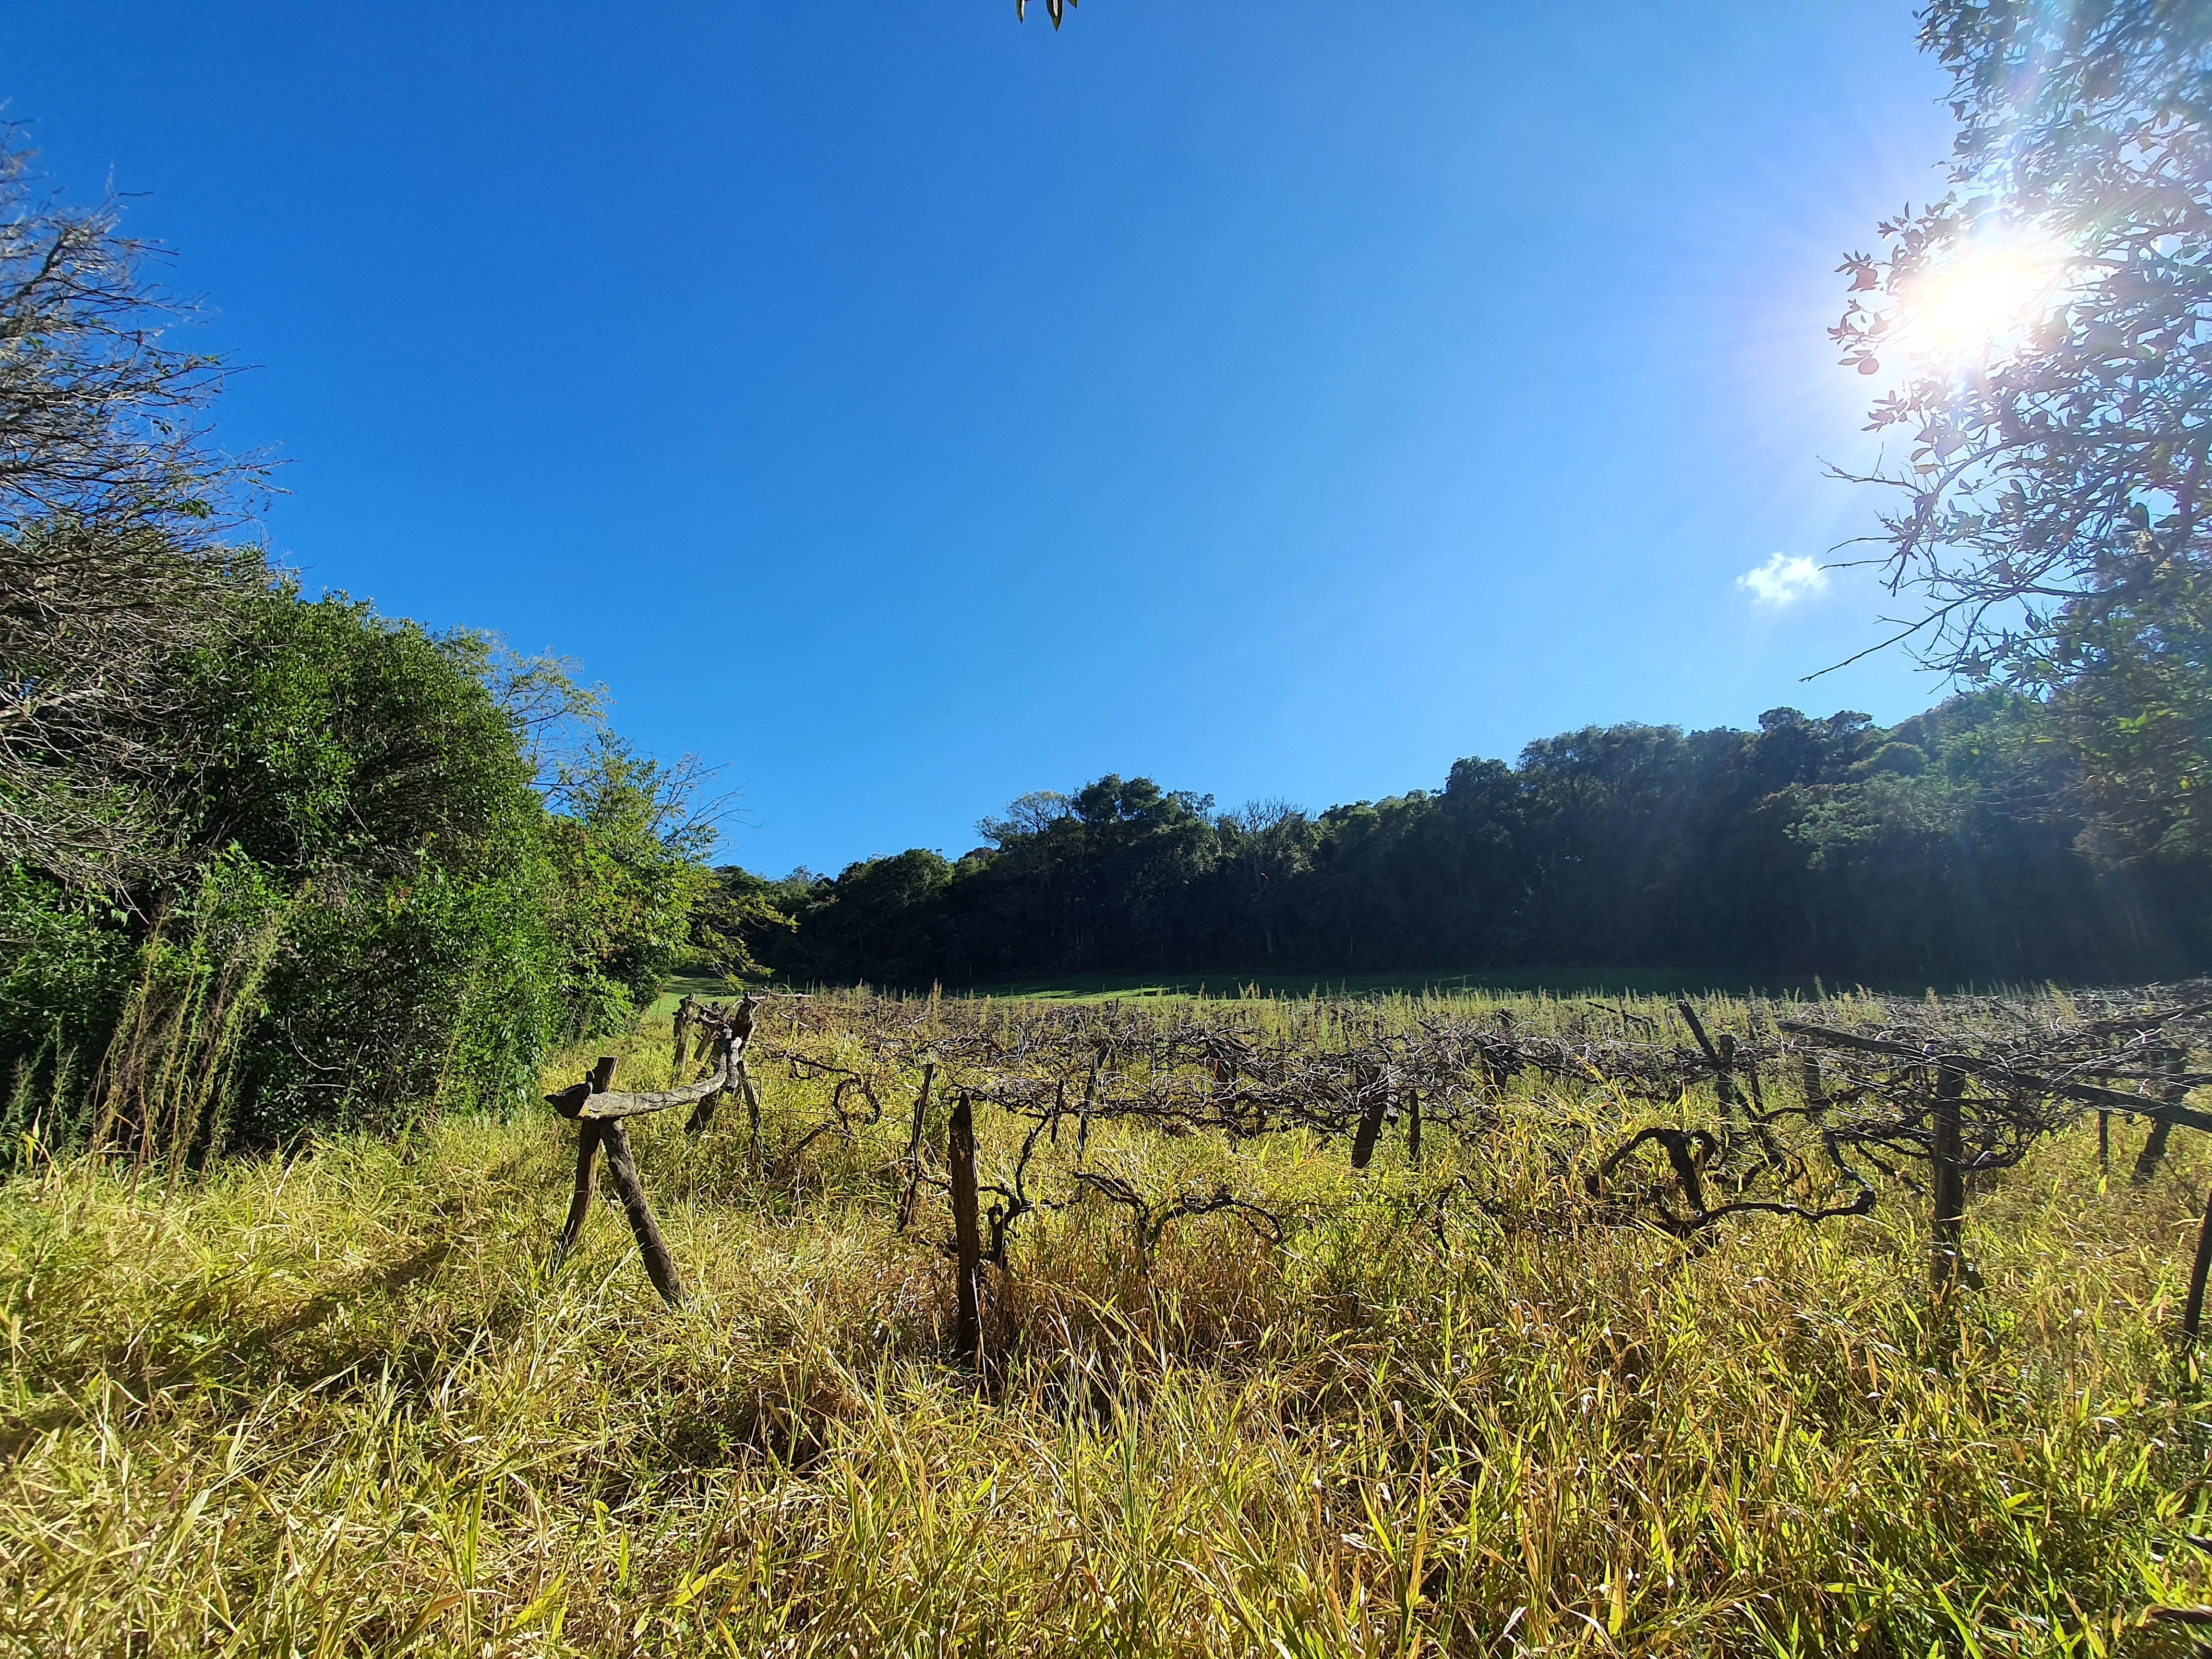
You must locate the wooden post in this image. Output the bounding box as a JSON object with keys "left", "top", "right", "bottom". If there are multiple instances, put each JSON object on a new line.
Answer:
{"left": 1406, "top": 1087, "right": 1422, "bottom": 1167}
{"left": 741, "top": 1058, "right": 763, "bottom": 1169}
{"left": 949, "top": 1091, "right": 982, "bottom": 1366}
{"left": 1799, "top": 1053, "right": 1826, "bottom": 1118}
{"left": 670, "top": 995, "right": 697, "bottom": 1087}
{"left": 554, "top": 1123, "right": 604, "bottom": 1268}
{"left": 2099, "top": 1109, "right": 2111, "bottom": 1175}
{"left": 2183, "top": 1182, "right": 2212, "bottom": 1346}
{"left": 1714, "top": 1033, "right": 1739, "bottom": 1118}
{"left": 1930, "top": 1058, "right": 1967, "bottom": 1291}
{"left": 600, "top": 1120, "right": 686, "bottom": 1309}
{"left": 552, "top": 1056, "right": 618, "bottom": 1268}
{"left": 2130, "top": 1051, "right": 2186, "bottom": 1188}
{"left": 1349, "top": 1082, "right": 1390, "bottom": 1171}
{"left": 897, "top": 1061, "right": 934, "bottom": 1230}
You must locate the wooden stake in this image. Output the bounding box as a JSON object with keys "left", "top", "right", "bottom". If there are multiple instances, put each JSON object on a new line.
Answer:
{"left": 2184, "top": 1183, "right": 2212, "bottom": 1346}
{"left": 601, "top": 1120, "right": 686, "bottom": 1309}
{"left": 1406, "top": 1087, "right": 1422, "bottom": 1166}
{"left": 554, "top": 1123, "right": 603, "bottom": 1268}
{"left": 950, "top": 1091, "right": 982, "bottom": 1366}
{"left": 670, "top": 995, "right": 697, "bottom": 1086}
{"left": 1930, "top": 1058, "right": 1967, "bottom": 1290}
{"left": 741, "top": 1058, "right": 763, "bottom": 1169}
{"left": 551, "top": 1055, "right": 685, "bottom": 1308}
{"left": 2131, "top": 1050, "right": 2186, "bottom": 1187}
{"left": 898, "top": 1061, "right": 934, "bottom": 1230}
{"left": 1349, "top": 1082, "right": 1390, "bottom": 1171}
{"left": 552, "top": 1056, "right": 617, "bottom": 1269}
{"left": 1799, "top": 1053, "right": 1826, "bottom": 1118}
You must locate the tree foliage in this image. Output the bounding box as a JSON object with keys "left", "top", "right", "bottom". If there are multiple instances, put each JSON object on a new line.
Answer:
{"left": 1837, "top": 0, "right": 2212, "bottom": 857}
{"left": 0, "top": 138, "right": 723, "bottom": 1151}
{"left": 745, "top": 698, "right": 2210, "bottom": 989}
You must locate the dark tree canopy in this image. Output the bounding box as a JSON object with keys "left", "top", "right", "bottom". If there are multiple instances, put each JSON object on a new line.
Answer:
{"left": 713, "top": 695, "right": 2212, "bottom": 991}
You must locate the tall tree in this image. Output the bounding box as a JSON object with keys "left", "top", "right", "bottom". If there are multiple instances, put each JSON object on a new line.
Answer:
{"left": 0, "top": 131, "right": 269, "bottom": 890}
{"left": 1835, "top": 0, "right": 2212, "bottom": 857}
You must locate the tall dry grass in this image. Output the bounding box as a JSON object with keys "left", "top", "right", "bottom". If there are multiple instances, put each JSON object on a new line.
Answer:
{"left": 1, "top": 992, "right": 2208, "bottom": 1655}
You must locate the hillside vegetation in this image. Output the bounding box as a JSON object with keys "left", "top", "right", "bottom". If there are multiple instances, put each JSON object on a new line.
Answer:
{"left": 722, "top": 697, "right": 2212, "bottom": 995}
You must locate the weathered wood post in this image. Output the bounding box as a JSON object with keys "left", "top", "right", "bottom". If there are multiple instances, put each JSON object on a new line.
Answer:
{"left": 949, "top": 1090, "right": 983, "bottom": 1366}
{"left": 670, "top": 994, "right": 697, "bottom": 1086}
{"left": 897, "top": 1060, "right": 935, "bottom": 1230}
{"left": 553, "top": 1055, "right": 618, "bottom": 1268}
{"left": 1799, "top": 1053, "right": 1826, "bottom": 1118}
{"left": 1714, "top": 1033, "right": 1739, "bottom": 1117}
{"left": 548, "top": 1053, "right": 701, "bottom": 1310}
{"left": 2184, "top": 1183, "right": 2212, "bottom": 1346}
{"left": 1406, "top": 1087, "right": 1422, "bottom": 1166}
{"left": 1930, "top": 1057, "right": 1968, "bottom": 1291}
{"left": 1349, "top": 1076, "right": 1390, "bottom": 1171}
{"left": 600, "top": 1116, "right": 686, "bottom": 1309}
{"left": 2130, "top": 1050, "right": 2186, "bottom": 1187}
{"left": 740, "top": 1058, "right": 764, "bottom": 1169}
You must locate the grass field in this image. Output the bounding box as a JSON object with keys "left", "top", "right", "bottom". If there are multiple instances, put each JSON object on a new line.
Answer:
{"left": 654, "top": 967, "right": 2031, "bottom": 1016}
{"left": 3, "top": 987, "right": 2210, "bottom": 1655}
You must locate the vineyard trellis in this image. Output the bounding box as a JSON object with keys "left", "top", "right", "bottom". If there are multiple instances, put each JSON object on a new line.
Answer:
{"left": 541, "top": 983, "right": 2212, "bottom": 1356}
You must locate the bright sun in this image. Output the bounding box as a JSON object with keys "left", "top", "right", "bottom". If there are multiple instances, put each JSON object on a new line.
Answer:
{"left": 1905, "top": 232, "right": 2068, "bottom": 361}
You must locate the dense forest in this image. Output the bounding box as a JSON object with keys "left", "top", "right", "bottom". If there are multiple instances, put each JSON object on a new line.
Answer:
{"left": 719, "top": 693, "right": 2212, "bottom": 989}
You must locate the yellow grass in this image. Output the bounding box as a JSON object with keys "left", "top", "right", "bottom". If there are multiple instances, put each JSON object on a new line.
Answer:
{"left": 2, "top": 992, "right": 2209, "bottom": 1655}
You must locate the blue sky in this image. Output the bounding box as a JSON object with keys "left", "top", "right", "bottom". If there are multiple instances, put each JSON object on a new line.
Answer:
{"left": 2, "top": 2, "right": 1960, "bottom": 875}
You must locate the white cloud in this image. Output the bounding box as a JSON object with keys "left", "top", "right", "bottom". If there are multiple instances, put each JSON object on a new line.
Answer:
{"left": 1736, "top": 552, "right": 1829, "bottom": 609}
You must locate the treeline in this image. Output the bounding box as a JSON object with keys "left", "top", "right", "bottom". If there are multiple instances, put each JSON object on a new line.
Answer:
{"left": 717, "top": 696, "right": 2212, "bottom": 989}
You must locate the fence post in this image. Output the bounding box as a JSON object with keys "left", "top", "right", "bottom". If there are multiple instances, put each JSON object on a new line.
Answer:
{"left": 1349, "top": 1080, "right": 1390, "bottom": 1171}
{"left": 2130, "top": 1050, "right": 2185, "bottom": 1187}
{"left": 898, "top": 1060, "right": 934, "bottom": 1230}
{"left": 1930, "top": 1058, "right": 1967, "bottom": 1291}
{"left": 1406, "top": 1087, "right": 1422, "bottom": 1167}
{"left": 1715, "top": 1033, "right": 1739, "bottom": 1118}
{"left": 739, "top": 1058, "right": 764, "bottom": 1170}
{"left": 552, "top": 1054, "right": 617, "bottom": 1269}
{"left": 600, "top": 1119, "right": 686, "bottom": 1309}
{"left": 2184, "top": 1182, "right": 2212, "bottom": 1346}
{"left": 670, "top": 994, "right": 697, "bottom": 1087}
{"left": 1799, "top": 1053, "right": 1825, "bottom": 1118}
{"left": 949, "top": 1090, "right": 982, "bottom": 1367}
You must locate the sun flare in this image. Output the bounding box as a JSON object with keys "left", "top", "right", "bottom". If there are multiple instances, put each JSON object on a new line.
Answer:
{"left": 1905, "top": 231, "right": 2068, "bottom": 361}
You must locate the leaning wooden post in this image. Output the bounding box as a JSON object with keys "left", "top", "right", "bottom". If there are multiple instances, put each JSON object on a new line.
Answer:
{"left": 600, "top": 1116, "right": 686, "bottom": 1309}
{"left": 553, "top": 1055, "right": 618, "bottom": 1268}
{"left": 2183, "top": 1182, "right": 2212, "bottom": 1346}
{"left": 1406, "top": 1087, "right": 1422, "bottom": 1167}
{"left": 897, "top": 1060, "right": 935, "bottom": 1230}
{"left": 949, "top": 1090, "right": 982, "bottom": 1367}
{"left": 1930, "top": 1057, "right": 1968, "bottom": 1291}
